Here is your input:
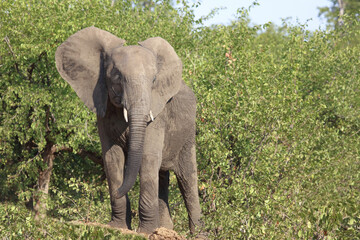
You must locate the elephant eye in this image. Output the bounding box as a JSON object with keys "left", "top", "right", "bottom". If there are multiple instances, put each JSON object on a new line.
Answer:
{"left": 112, "top": 74, "right": 121, "bottom": 83}
{"left": 153, "top": 76, "right": 156, "bottom": 83}
{"left": 111, "top": 69, "right": 122, "bottom": 83}
{"left": 111, "top": 86, "right": 121, "bottom": 97}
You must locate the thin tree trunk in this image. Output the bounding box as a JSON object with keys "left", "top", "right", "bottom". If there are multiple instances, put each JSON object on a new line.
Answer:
{"left": 337, "top": 0, "right": 346, "bottom": 26}
{"left": 34, "top": 142, "right": 56, "bottom": 220}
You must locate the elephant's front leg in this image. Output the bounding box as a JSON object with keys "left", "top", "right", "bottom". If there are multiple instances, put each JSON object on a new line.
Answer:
{"left": 102, "top": 143, "right": 132, "bottom": 229}
{"left": 138, "top": 126, "right": 164, "bottom": 234}
{"left": 98, "top": 119, "right": 132, "bottom": 229}
{"left": 158, "top": 170, "right": 173, "bottom": 230}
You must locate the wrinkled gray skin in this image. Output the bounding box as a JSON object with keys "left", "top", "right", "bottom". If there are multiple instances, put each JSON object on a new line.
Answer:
{"left": 55, "top": 27, "right": 202, "bottom": 234}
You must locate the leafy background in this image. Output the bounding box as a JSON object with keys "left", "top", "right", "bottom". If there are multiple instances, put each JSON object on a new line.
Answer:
{"left": 0, "top": 0, "right": 359, "bottom": 239}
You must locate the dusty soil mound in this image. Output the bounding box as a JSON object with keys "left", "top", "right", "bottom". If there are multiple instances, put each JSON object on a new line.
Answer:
{"left": 149, "top": 227, "right": 186, "bottom": 240}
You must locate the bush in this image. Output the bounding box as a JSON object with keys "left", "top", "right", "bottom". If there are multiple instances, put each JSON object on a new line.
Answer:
{"left": 188, "top": 18, "right": 360, "bottom": 238}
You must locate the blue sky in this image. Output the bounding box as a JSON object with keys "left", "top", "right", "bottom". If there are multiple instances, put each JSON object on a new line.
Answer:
{"left": 190, "top": 0, "right": 333, "bottom": 31}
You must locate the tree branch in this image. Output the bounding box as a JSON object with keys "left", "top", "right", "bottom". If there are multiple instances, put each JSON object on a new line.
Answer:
{"left": 27, "top": 51, "right": 47, "bottom": 82}
{"left": 56, "top": 146, "right": 103, "bottom": 167}
{"left": 78, "top": 149, "right": 104, "bottom": 167}
{"left": 4, "top": 36, "right": 24, "bottom": 78}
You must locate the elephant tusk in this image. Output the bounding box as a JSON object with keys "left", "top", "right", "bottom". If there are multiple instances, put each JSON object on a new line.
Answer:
{"left": 150, "top": 110, "right": 154, "bottom": 122}
{"left": 123, "top": 108, "right": 128, "bottom": 123}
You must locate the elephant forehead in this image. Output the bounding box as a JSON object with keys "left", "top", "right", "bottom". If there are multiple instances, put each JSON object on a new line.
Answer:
{"left": 111, "top": 46, "right": 156, "bottom": 76}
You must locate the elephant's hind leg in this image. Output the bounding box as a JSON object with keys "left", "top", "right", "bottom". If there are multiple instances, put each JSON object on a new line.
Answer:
{"left": 158, "top": 170, "right": 174, "bottom": 229}
{"left": 175, "top": 143, "right": 203, "bottom": 234}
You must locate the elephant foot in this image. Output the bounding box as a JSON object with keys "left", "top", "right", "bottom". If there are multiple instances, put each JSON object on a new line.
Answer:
{"left": 159, "top": 212, "right": 173, "bottom": 230}
{"left": 189, "top": 219, "right": 208, "bottom": 239}
{"left": 159, "top": 221, "right": 173, "bottom": 230}
{"left": 194, "top": 232, "right": 209, "bottom": 240}
{"left": 137, "top": 226, "right": 154, "bottom": 234}
{"left": 108, "top": 219, "right": 130, "bottom": 230}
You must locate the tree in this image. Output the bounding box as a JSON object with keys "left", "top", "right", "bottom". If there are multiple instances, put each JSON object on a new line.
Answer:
{"left": 319, "top": 0, "right": 360, "bottom": 27}
{"left": 337, "top": 0, "right": 346, "bottom": 25}
{"left": 0, "top": 2, "right": 102, "bottom": 218}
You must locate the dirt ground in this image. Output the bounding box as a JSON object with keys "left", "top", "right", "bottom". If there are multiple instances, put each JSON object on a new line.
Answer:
{"left": 70, "top": 221, "right": 186, "bottom": 239}
{"left": 148, "top": 227, "right": 186, "bottom": 240}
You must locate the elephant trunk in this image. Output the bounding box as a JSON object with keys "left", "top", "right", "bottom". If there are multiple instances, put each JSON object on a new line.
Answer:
{"left": 116, "top": 112, "right": 147, "bottom": 199}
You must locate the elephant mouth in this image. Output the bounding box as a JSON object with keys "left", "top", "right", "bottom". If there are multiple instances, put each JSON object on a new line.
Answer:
{"left": 118, "top": 107, "right": 153, "bottom": 123}
{"left": 109, "top": 100, "right": 153, "bottom": 123}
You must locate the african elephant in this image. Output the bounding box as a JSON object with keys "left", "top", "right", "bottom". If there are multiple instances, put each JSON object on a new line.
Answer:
{"left": 55, "top": 27, "right": 202, "bottom": 234}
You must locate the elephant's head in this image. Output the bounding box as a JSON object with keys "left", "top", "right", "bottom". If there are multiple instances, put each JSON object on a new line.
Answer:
{"left": 55, "top": 27, "right": 182, "bottom": 198}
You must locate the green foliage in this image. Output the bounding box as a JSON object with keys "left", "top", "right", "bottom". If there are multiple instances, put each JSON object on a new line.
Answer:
{"left": 0, "top": 203, "right": 145, "bottom": 239}
{"left": 319, "top": 0, "right": 360, "bottom": 27}
{"left": 187, "top": 16, "right": 360, "bottom": 238}
{"left": 1, "top": 0, "right": 359, "bottom": 239}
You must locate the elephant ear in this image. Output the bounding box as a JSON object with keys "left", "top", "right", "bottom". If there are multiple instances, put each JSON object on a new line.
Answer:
{"left": 55, "top": 26, "right": 125, "bottom": 117}
{"left": 138, "top": 37, "right": 182, "bottom": 119}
